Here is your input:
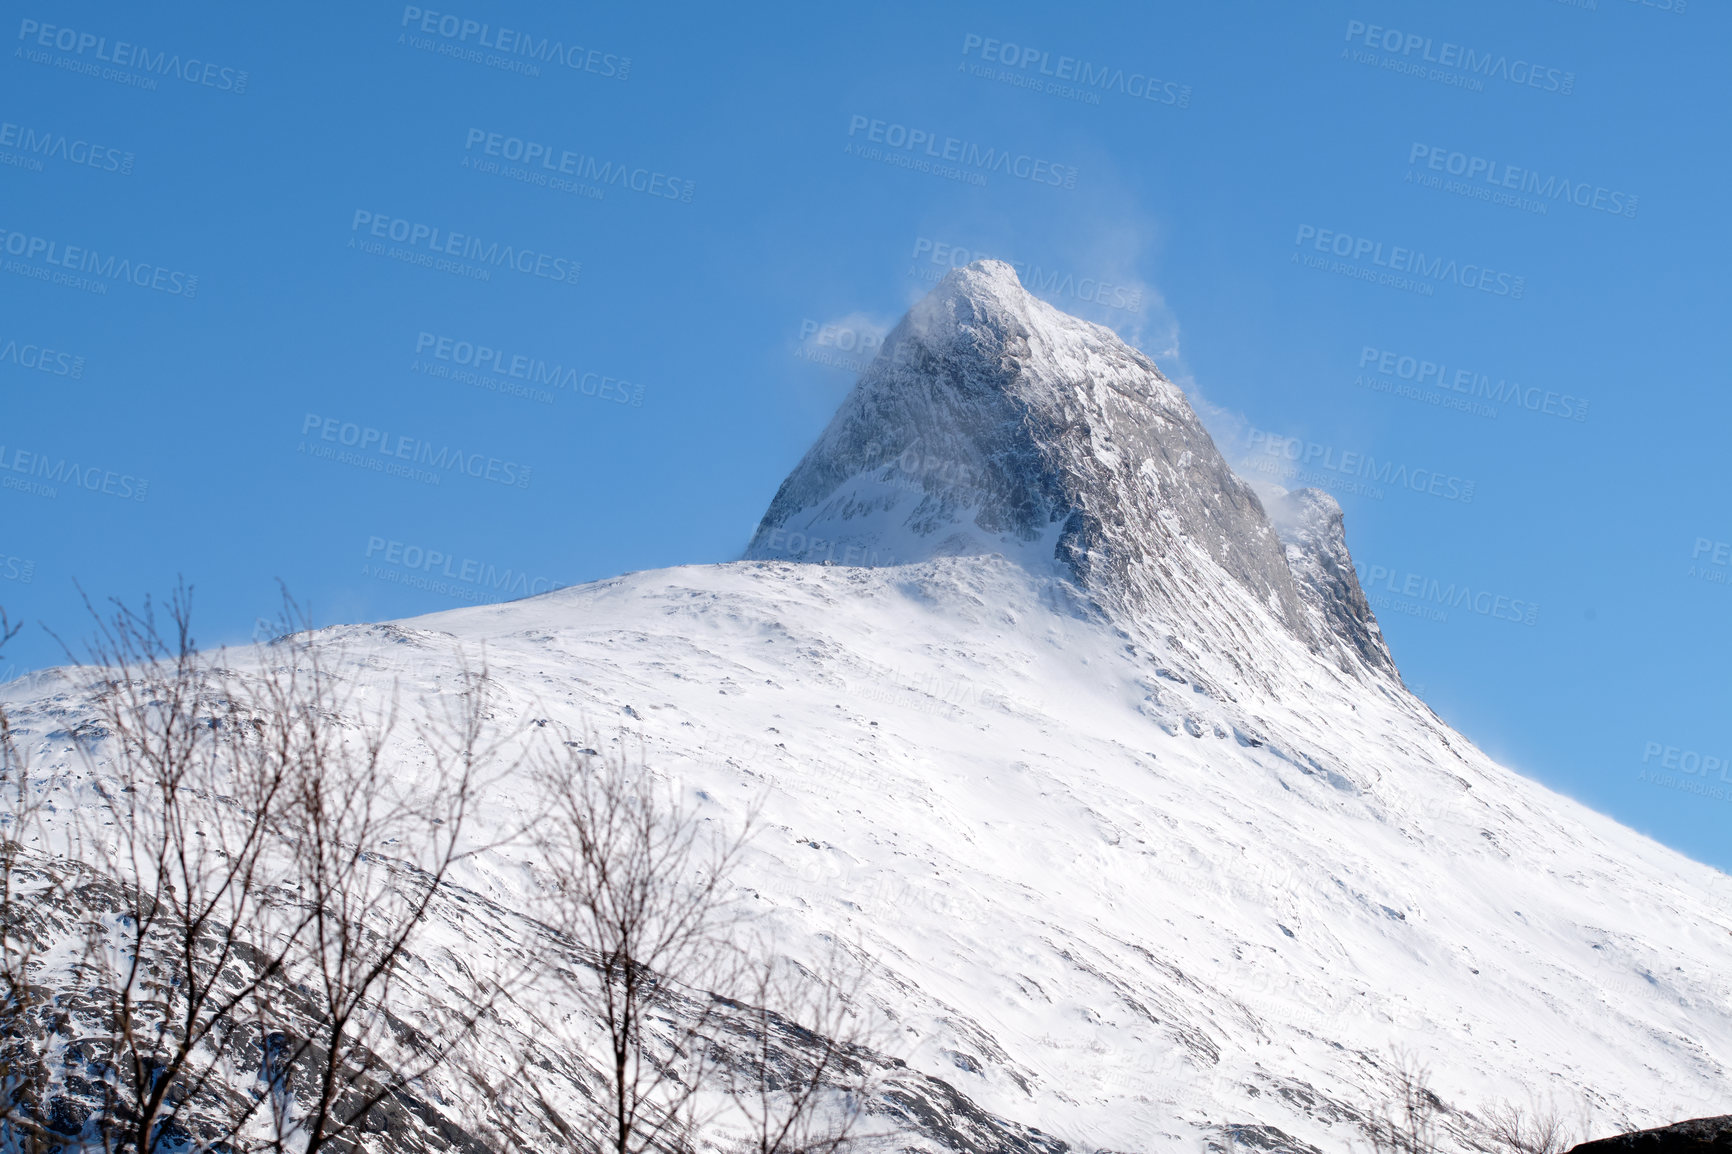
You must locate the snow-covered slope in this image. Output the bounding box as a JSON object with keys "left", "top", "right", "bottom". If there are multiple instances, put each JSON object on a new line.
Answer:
{"left": 7, "top": 263, "right": 1729, "bottom": 1152}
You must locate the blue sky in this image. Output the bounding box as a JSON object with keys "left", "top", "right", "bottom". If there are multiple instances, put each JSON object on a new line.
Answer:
{"left": 4, "top": 0, "right": 1728, "bottom": 872}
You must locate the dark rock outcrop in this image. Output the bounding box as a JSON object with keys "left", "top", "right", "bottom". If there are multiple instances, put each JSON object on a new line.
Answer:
{"left": 1267, "top": 487, "right": 1398, "bottom": 678}
{"left": 1571, "top": 1116, "right": 1732, "bottom": 1153}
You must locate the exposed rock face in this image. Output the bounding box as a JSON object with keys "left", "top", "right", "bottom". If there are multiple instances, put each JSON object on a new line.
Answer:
{"left": 1267, "top": 487, "right": 1398, "bottom": 679}
{"left": 745, "top": 260, "right": 1394, "bottom": 682}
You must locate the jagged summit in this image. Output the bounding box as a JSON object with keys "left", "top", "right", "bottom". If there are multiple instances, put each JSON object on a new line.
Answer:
{"left": 746, "top": 260, "right": 1395, "bottom": 680}
{"left": 1268, "top": 486, "right": 1399, "bottom": 679}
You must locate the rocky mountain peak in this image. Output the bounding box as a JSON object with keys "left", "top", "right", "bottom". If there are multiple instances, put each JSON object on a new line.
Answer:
{"left": 746, "top": 261, "right": 1395, "bottom": 681}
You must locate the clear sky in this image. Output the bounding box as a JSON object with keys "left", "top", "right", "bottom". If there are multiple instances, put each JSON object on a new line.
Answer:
{"left": 4, "top": 0, "right": 1728, "bottom": 872}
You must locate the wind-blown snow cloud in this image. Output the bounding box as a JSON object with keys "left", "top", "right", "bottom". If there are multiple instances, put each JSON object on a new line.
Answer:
{"left": 792, "top": 310, "right": 895, "bottom": 375}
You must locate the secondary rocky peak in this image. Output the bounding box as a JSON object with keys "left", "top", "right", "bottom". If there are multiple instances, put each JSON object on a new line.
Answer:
{"left": 1267, "top": 487, "right": 1398, "bottom": 678}
{"left": 746, "top": 261, "right": 1396, "bottom": 682}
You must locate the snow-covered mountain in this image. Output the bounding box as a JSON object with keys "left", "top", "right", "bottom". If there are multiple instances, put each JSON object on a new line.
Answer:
{"left": 7, "top": 262, "right": 1730, "bottom": 1153}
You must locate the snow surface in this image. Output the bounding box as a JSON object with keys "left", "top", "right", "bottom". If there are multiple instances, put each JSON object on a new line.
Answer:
{"left": 6, "top": 262, "right": 1730, "bottom": 1152}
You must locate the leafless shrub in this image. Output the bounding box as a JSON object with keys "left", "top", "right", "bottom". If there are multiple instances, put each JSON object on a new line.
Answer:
{"left": 1482, "top": 1092, "right": 1595, "bottom": 1154}
{"left": 719, "top": 936, "right": 886, "bottom": 1154}
{"left": 1361, "top": 1049, "right": 1445, "bottom": 1154}
{"left": 524, "top": 741, "right": 753, "bottom": 1154}
{"left": 8, "top": 590, "right": 891, "bottom": 1154}
{"left": 501, "top": 740, "right": 887, "bottom": 1154}
{"left": 1, "top": 609, "right": 71, "bottom": 1154}
{"left": 253, "top": 637, "right": 521, "bottom": 1154}
{"left": 63, "top": 586, "right": 315, "bottom": 1154}
{"left": 5, "top": 587, "right": 527, "bottom": 1154}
